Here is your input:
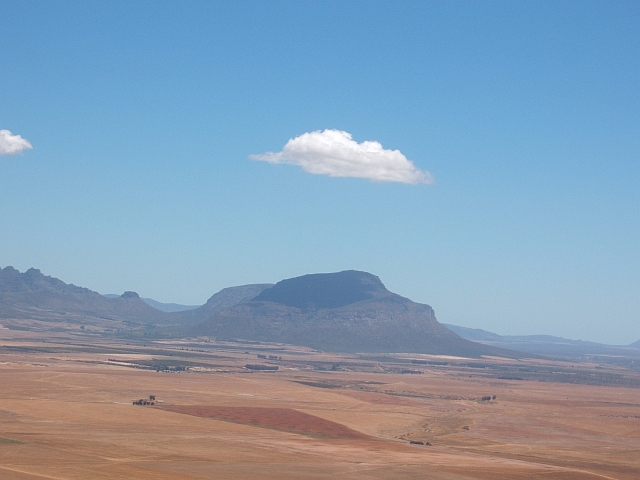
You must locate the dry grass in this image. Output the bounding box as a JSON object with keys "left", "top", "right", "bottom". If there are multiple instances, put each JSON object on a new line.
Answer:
{"left": 0, "top": 333, "right": 638, "bottom": 479}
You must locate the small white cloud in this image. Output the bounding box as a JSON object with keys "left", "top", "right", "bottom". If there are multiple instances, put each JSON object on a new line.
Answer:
{"left": 250, "top": 129, "right": 433, "bottom": 185}
{"left": 0, "top": 130, "right": 33, "bottom": 156}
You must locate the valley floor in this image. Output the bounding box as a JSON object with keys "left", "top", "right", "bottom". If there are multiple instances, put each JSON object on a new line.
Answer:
{"left": 0, "top": 331, "right": 639, "bottom": 479}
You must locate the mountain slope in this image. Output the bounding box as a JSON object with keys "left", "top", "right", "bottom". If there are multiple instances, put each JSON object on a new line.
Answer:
{"left": 442, "top": 324, "right": 503, "bottom": 342}
{"left": 160, "top": 283, "right": 274, "bottom": 330}
{"left": 192, "top": 271, "right": 506, "bottom": 357}
{"left": 104, "top": 294, "right": 201, "bottom": 313}
{"left": 0, "top": 266, "right": 165, "bottom": 328}
{"left": 141, "top": 298, "right": 199, "bottom": 313}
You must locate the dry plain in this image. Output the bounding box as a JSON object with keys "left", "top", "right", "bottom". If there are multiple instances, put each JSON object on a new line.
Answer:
{"left": 0, "top": 331, "right": 639, "bottom": 479}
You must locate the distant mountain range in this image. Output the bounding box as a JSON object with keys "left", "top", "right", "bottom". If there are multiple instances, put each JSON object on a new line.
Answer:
{"left": 0, "top": 266, "right": 165, "bottom": 332}
{"left": 1, "top": 266, "right": 503, "bottom": 357}
{"left": 104, "top": 294, "right": 199, "bottom": 313}
{"left": 2, "top": 265, "right": 637, "bottom": 358}
{"left": 444, "top": 323, "right": 640, "bottom": 357}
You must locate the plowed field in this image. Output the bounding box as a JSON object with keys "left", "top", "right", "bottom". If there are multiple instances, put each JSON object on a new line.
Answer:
{"left": 160, "top": 405, "right": 370, "bottom": 439}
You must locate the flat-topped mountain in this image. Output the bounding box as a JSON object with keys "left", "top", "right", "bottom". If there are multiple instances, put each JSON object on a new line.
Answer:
{"left": 252, "top": 271, "right": 385, "bottom": 309}
{"left": 0, "top": 266, "right": 165, "bottom": 328}
{"left": 192, "top": 270, "right": 506, "bottom": 357}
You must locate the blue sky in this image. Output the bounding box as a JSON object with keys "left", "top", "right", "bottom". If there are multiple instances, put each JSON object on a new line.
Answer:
{"left": 1, "top": 1, "right": 638, "bottom": 344}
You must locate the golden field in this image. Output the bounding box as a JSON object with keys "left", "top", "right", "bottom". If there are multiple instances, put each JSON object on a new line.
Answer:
{"left": 0, "top": 332, "right": 639, "bottom": 479}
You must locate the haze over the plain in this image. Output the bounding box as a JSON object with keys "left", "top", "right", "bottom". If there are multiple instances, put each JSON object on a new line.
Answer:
{"left": 1, "top": 2, "right": 638, "bottom": 344}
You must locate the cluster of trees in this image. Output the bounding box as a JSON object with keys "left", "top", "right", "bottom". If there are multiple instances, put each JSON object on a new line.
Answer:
{"left": 480, "top": 395, "right": 497, "bottom": 402}
{"left": 245, "top": 364, "right": 278, "bottom": 371}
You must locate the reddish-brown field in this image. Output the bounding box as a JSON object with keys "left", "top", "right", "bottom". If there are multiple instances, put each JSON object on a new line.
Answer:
{"left": 161, "top": 405, "right": 370, "bottom": 439}
{"left": 0, "top": 332, "right": 639, "bottom": 479}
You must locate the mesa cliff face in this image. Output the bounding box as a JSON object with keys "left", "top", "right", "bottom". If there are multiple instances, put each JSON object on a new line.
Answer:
{"left": 191, "top": 270, "right": 502, "bottom": 357}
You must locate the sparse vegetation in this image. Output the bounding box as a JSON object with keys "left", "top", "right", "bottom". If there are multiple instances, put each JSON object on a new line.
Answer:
{"left": 0, "top": 437, "right": 24, "bottom": 445}
{"left": 1, "top": 336, "right": 639, "bottom": 479}
{"left": 245, "top": 364, "right": 278, "bottom": 371}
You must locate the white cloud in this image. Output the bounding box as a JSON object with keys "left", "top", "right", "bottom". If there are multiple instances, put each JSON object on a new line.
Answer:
{"left": 250, "top": 129, "right": 433, "bottom": 184}
{"left": 0, "top": 130, "right": 33, "bottom": 156}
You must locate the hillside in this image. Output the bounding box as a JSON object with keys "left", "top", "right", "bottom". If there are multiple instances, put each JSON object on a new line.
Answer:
{"left": 159, "top": 283, "right": 274, "bottom": 331}
{"left": 192, "top": 271, "right": 508, "bottom": 357}
{"left": 141, "top": 298, "right": 199, "bottom": 313}
{"left": 442, "top": 324, "right": 503, "bottom": 342}
{"left": 104, "top": 294, "right": 200, "bottom": 313}
{"left": 0, "top": 266, "right": 165, "bottom": 330}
